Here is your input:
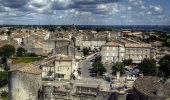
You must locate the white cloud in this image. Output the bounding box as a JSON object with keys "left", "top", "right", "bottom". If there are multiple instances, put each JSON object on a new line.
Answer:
{"left": 129, "top": 0, "right": 143, "bottom": 6}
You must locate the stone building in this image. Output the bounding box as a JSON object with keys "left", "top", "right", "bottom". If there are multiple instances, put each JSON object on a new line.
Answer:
{"left": 42, "top": 54, "right": 76, "bottom": 80}
{"left": 0, "top": 34, "right": 8, "bottom": 40}
{"left": 101, "top": 41, "right": 125, "bottom": 63}
{"left": 24, "top": 36, "right": 71, "bottom": 56}
{"left": 101, "top": 38, "right": 151, "bottom": 64}
{"left": 53, "top": 45, "right": 76, "bottom": 58}
{"left": 133, "top": 76, "right": 170, "bottom": 100}
{"left": 74, "top": 31, "right": 107, "bottom": 50}
{"left": 55, "top": 54, "right": 74, "bottom": 80}
{"left": 122, "top": 39, "right": 151, "bottom": 63}
{"left": 42, "top": 78, "right": 113, "bottom": 100}
{"left": 8, "top": 63, "right": 42, "bottom": 100}
{"left": 81, "top": 37, "right": 106, "bottom": 50}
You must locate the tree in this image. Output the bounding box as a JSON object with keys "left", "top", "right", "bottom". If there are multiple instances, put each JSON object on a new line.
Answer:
{"left": 0, "top": 91, "right": 8, "bottom": 99}
{"left": 92, "top": 62, "right": 106, "bottom": 75}
{"left": 0, "top": 44, "right": 15, "bottom": 58}
{"left": 164, "top": 39, "right": 170, "bottom": 47}
{"left": 0, "top": 45, "right": 15, "bottom": 70}
{"left": 0, "top": 71, "right": 8, "bottom": 87}
{"left": 16, "top": 47, "right": 27, "bottom": 57}
{"left": 61, "top": 25, "right": 68, "bottom": 31}
{"left": 159, "top": 55, "right": 170, "bottom": 78}
{"left": 123, "top": 59, "right": 132, "bottom": 66}
{"left": 48, "top": 27, "right": 55, "bottom": 32}
{"left": 6, "top": 31, "right": 11, "bottom": 36}
{"left": 25, "top": 53, "right": 38, "bottom": 57}
{"left": 140, "top": 58, "right": 157, "bottom": 76}
{"left": 82, "top": 47, "right": 90, "bottom": 56}
{"left": 112, "top": 62, "right": 125, "bottom": 76}
{"left": 0, "top": 31, "right": 5, "bottom": 35}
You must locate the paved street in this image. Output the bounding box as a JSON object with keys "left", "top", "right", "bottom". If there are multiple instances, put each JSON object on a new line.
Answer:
{"left": 79, "top": 53, "right": 97, "bottom": 78}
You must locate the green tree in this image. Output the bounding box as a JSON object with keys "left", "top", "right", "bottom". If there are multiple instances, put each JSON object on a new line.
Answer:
{"left": 6, "top": 31, "right": 11, "bottom": 36}
{"left": 112, "top": 62, "right": 125, "bottom": 76}
{"left": 123, "top": 59, "right": 132, "bottom": 66}
{"left": 0, "top": 44, "right": 15, "bottom": 57}
{"left": 92, "top": 62, "right": 106, "bottom": 75}
{"left": 61, "top": 25, "right": 68, "bottom": 31}
{"left": 140, "top": 58, "right": 157, "bottom": 76}
{"left": 16, "top": 47, "right": 27, "bottom": 57}
{"left": 159, "top": 55, "right": 170, "bottom": 78}
{"left": 0, "top": 91, "right": 8, "bottom": 99}
{"left": 48, "top": 26, "right": 55, "bottom": 32}
{"left": 165, "top": 39, "right": 170, "bottom": 47}
{"left": 0, "top": 31, "right": 5, "bottom": 35}
{"left": 82, "top": 47, "right": 90, "bottom": 56}
{"left": 25, "top": 53, "right": 38, "bottom": 57}
{"left": 0, "top": 71, "right": 8, "bottom": 87}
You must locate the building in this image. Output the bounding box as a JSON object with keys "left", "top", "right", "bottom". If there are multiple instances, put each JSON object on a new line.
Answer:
{"left": 8, "top": 63, "right": 42, "bottom": 100}
{"left": 123, "top": 39, "right": 151, "bottom": 63}
{"left": 0, "top": 40, "right": 19, "bottom": 48}
{"left": 101, "top": 41, "right": 125, "bottom": 63}
{"left": 0, "top": 34, "right": 8, "bottom": 40}
{"left": 42, "top": 54, "right": 75, "bottom": 80}
{"left": 133, "top": 76, "right": 170, "bottom": 100}
{"left": 42, "top": 78, "right": 113, "bottom": 100}
{"left": 55, "top": 54, "right": 74, "bottom": 80}
{"left": 75, "top": 31, "right": 106, "bottom": 50}
{"left": 82, "top": 37, "right": 106, "bottom": 50}
{"left": 101, "top": 38, "right": 151, "bottom": 64}
{"left": 12, "top": 34, "right": 25, "bottom": 45}
{"left": 53, "top": 45, "right": 76, "bottom": 58}
{"left": 122, "top": 30, "right": 143, "bottom": 37}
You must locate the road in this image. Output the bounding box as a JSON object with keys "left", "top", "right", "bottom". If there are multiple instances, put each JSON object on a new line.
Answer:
{"left": 79, "top": 53, "right": 98, "bottom": 78}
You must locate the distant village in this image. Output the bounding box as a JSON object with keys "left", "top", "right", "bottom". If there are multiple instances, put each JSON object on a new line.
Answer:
{"left": 0, "top": 25, "right": 170, "bottom": 100}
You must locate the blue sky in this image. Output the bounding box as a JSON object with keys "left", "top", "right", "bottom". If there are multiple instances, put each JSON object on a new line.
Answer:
{"left": 0, "top": 0, "right": 170, "bottom": 25}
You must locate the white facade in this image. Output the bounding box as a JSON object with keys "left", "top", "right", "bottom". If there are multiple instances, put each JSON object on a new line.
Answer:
{"left": 0, "top": 35, "right": 8, "bottom": 40}
{"left": 101, "top": 44, "right": 125, "bottom": 63}
{"left": 82, "top": 40, "right": 106, "bottom": 49}
{"left": 55, "top": 60, "right": 73, "bottom": 80}
{"left": 42, "top": 54, "right": 76, "bottom": 80}
{"left": 13, "top": 38, "right": 22, "bottom": 45}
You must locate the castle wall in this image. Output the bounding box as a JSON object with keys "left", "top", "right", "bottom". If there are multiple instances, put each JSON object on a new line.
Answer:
{"left": 8, "top": 71, "right": 42, "bottom": 100}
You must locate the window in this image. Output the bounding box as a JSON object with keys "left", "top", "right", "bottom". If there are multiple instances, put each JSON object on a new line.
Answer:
{"left": 107, "top": 47, "right": 109, "bottom": 50}
{"left": 58, "top": 66, "right": 61, "bottom": 71}
{"left": 112, "top": 53, "right": 115, "bottom": 56}
{"left": 106, "top": 53, "right": 109, "bottom": 56}
{"left": 121, "top": 53, "right": 124, "bottom": 57}
{"left": 112, "top": 47, "right": 115, "bottom": 50}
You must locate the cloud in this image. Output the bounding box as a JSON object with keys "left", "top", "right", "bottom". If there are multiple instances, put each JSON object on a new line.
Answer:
{"left": 0, "top": 0, "right": 169, "bottom": 25}
{"left": 129, "top": 0, "right": 143, "bottom": 6}
{"left": 149, "top": 5, "right": 163, "bottom": 14}
{"left": 0, "top": 0, "right": 29, "bottom": 9}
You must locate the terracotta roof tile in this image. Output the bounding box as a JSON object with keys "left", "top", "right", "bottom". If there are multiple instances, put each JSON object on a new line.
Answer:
{"left": 10, "top": 63, "right": 42, "bottom": 75}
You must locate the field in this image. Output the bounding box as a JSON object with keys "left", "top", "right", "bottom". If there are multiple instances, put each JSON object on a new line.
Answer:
{"left": 11, "top": 57, "right": 42, "bottom": 64}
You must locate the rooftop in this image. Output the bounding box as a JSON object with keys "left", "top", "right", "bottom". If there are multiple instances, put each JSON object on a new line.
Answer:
{"left": 55, "top": 54, "right": 72, "bottom": 61}
{"left": 133, "top": 76, "right": 170, "bottom": 98}
{"left": 102, "top": 40, "right": 124, "bottom": 47}
{"left": 10, "top": 63, "right": 42, "bottom": 75}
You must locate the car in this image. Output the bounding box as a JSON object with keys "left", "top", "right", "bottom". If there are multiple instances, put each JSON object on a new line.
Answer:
{"left": 81, "top": 56, "right": 86, "bottom": 60}
{"left": 90, "top": 59, "right": 95, "bottom": 62}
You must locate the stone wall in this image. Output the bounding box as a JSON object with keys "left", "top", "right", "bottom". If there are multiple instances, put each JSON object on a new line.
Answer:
{"left": 8, "top": 71, "right": 42, "bottom": 100}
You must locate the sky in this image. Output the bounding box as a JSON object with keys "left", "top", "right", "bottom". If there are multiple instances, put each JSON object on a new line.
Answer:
{"left": 0, "top": 0, "right": 170, "bottom": 25}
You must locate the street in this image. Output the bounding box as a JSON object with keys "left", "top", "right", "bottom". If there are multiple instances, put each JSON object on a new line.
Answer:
{"left": 79, "top": 53, "right": 97, "bottom": 78}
